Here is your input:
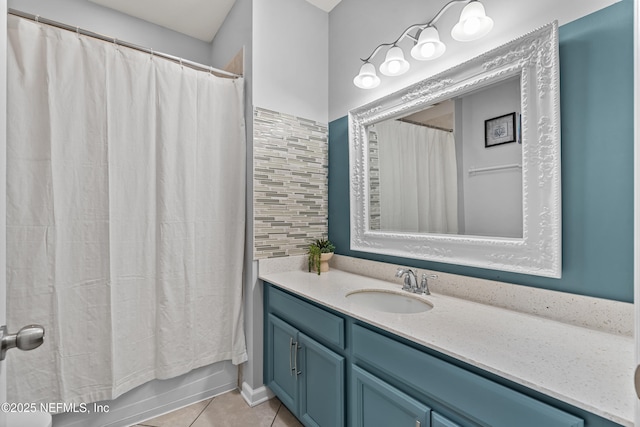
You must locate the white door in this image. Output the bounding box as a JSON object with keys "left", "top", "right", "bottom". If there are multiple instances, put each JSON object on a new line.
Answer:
{"left": 0, "top": 0, "right": 8, "bottom": 424}
{"left": 0, "top": 8, "right": 48, "bottom": 426}
{"left": 635, "top": 0, "right": 640, "bottom": 425}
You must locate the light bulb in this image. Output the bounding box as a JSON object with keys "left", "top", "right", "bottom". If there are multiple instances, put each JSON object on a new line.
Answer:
{"left": 463, "top": 16, "right": 480, "bottom": 35}
{"left": 361, "top": 75, "right": 374, "bottom": 88}
{"left": 387, "top": 60, "right": 401, "bottom": 74}
{"left": 420, "top": 42, "right": 436, "bottom": 58}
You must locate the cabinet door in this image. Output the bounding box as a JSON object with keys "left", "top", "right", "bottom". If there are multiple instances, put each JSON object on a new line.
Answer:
{"left": 352, "top": 365, "right": 430, "bottom": 427}
{"left": 297, "top": 332, "right": 345, "bottom": 427}
{"left": 266, "top": 314, "right": 298, "bottom": 414}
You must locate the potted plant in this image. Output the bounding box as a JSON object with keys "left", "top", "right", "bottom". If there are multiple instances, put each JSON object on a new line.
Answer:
{"left": 307, "top": 237, "right": 335, "bottom": 275}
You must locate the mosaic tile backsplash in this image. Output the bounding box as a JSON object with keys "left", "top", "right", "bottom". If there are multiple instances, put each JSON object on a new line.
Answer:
{"left": 253, "top": 107, "right": 328, "bottom": 259}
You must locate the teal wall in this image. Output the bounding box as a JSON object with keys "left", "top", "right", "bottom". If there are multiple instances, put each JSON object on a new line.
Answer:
{"left": 328, "top": 0, "right": 634, "bottom": 302}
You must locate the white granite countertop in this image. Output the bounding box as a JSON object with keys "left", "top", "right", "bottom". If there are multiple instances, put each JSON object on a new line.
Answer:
{"left": 259, "top": 268, "right": 635, "bottom": 427}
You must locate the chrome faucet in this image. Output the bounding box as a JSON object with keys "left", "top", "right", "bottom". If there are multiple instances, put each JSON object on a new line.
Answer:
{"left": 395, "top": 268, "right": 418, "bottom": 293}
{"left": 396, "top": 268, "right": 438, "bottom": 295}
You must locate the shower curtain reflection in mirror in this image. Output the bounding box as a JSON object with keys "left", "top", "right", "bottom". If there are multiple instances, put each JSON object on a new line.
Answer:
{"left": 370, "top": 120, "right": 458, "bottom": 234}
{"left": 6, "top": 15, "right": 247, "bottom": 404}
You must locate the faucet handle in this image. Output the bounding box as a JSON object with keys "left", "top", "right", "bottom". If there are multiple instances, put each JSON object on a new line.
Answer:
{"left": 419, "top": 273, "right": 438, "bottom": 295}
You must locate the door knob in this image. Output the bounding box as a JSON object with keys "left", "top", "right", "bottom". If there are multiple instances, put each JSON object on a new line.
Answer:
{"left": 635, "top": 365, "right": 640, "bottom": 400}
{"left": 0, "top": 324, "right": 45, "bottom": 361}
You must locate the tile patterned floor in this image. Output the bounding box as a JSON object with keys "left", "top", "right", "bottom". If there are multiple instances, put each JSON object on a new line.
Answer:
{"left": 133, "top": 390, "right": 302, "bottom": 427}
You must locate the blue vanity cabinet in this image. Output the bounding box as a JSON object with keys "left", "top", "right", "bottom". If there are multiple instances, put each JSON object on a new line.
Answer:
{"left": 352, "top": 364, "right": 430, "bottom": 427}
{"left": 264, "top": 283, "right": 595, "bottom": 427}
{"left": 264, "top": 285, "right": 346, "bottom": 427}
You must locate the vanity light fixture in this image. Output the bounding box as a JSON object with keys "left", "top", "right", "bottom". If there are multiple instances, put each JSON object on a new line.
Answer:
{"left": 353, "top": 0, "right": 494, "bottom": 89}
{"left": 411, "top": 26, "right": 446, "bottom": 61}
{"left": 353, "top": 62, "right": 381, "bottom": 89}
{"left": 451, "top": 1, "right": 494, "bottom": 41}
{"left": 379, "top": 45, "right": 411, "bottom": 76}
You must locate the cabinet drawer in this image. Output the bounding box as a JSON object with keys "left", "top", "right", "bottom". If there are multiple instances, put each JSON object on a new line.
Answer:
{"left": 352, "top": 324, "right": 583, "bottom": 427}
{"left": 267, "top": 284, "right": 345, "bottom": 349}
{"left": 432, "top": 412, "right": 461, "bottom": 427}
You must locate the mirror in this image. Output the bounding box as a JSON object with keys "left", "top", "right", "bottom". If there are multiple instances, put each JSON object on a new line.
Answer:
{"left": 368, "top": 76, "right": 522, "bottom": 238}
{"left": 349, "top": 22, "right": 561, "bottom": 278}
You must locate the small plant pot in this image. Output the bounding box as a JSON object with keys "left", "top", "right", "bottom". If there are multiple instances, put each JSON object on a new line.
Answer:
{"left": 320, "top": 252, "right": 334, "bottom": 273}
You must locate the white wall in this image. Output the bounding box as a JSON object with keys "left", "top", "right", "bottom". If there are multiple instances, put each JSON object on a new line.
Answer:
{"left": 210, "top": 0, "right": 271, "bottom": 406}
{"left": 8, "top": 0, "right": 213, "bottom": 64}
{"left": 328, "top": 0, "right": 619, "bottom": 121}
{"left": 239, "top": 0, "right": 330, "bottom": 407}
{"left": 211, "top": 0, "right": 252, "bottom": 73}
{"left": 461, "top": 78, "right": 522, "bottom": 237}
{"left": 253, "top": 0, "right": 329, "bottom": 124}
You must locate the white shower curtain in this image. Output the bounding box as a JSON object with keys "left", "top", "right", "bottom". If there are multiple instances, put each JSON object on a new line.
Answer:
{"left": 376, "top": 120, "right": 458, "bottom": 234}
{"left": 6, "top": 15, "right": 247, "bottom": 404}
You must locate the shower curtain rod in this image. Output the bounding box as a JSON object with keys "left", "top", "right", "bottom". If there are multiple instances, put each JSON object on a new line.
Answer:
{"left": 8, "top": 8, "right": 242, "bottom": 79}
{"left": 397, "top": 118, "right": 453, "bottom": 133}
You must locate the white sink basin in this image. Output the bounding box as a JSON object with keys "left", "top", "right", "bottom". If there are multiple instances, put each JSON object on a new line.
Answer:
{"left": 345, "top": 289, "right": 433, "bottom": 314}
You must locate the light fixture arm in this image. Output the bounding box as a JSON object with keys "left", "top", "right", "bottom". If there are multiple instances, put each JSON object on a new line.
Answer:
{"left": 428, "top": 0, "right": 473, "bottom": 27}
{"left": 359, "top": 0, "right": 475, "bottom": 63}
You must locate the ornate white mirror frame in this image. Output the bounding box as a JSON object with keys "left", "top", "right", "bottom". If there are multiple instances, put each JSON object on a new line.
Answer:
{"left": 349, "top": 22, "right": 561, "bottom": 278}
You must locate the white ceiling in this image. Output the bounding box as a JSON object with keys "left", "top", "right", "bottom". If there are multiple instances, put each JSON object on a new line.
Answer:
{"left": 88, "top": 0, "right": 236, "bottom": 42}
{"left": 88, "top": 0, "right": 342, "bottom": 43}
{"left": 305, "top": 0, "right": 342, "bottom": 12}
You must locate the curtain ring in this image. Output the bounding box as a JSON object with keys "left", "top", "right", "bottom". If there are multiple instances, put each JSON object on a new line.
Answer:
{"left": 150, "top": 48, "right": 154, "bottom": 61}
{"left": 76, "top": 26, "right": 80, "bottom": 39}
{"left": 180, "top": 58, "right": 183, "bottom": 69}
{"left": 35, "top": 15, "right": 40, "bottom": 23}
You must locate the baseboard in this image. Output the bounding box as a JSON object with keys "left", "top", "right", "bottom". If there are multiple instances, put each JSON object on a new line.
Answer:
{"left": 240, "top": 381, "right": 274, "bottom": 407}
{"left": 53, "top": 361, "right": 238, "bottom": 427}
